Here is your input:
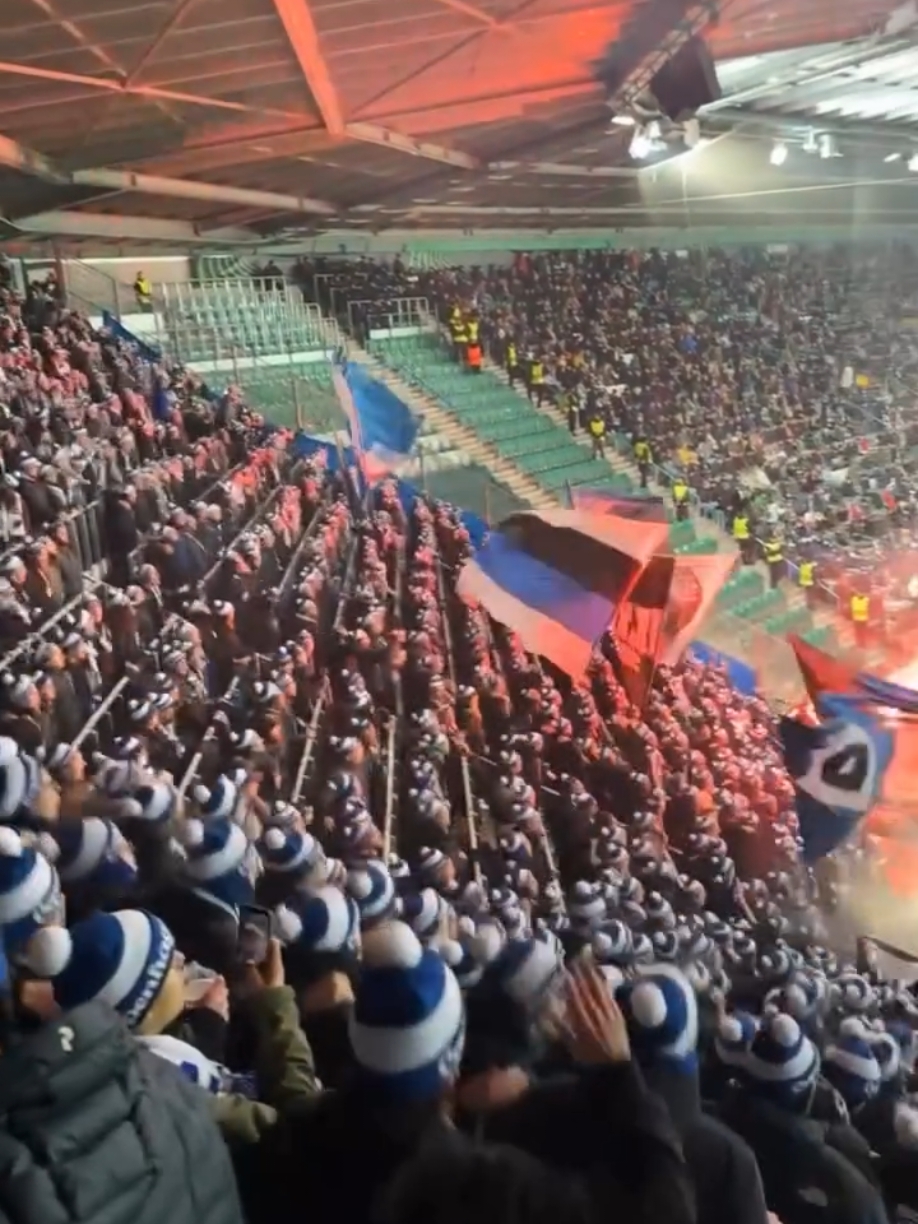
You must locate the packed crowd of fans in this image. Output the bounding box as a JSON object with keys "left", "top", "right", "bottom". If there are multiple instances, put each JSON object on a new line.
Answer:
{"left": 0, "top": 255, "right": 916, "bottom": 1224}
{"left": 296, "top": 246, "right": 918, "bottom": 616}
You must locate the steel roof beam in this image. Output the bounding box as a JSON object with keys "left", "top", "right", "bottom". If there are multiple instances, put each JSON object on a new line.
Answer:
{"left": 345, "top": 123, "right": 481, "bottom": 169}
{"left": 269, "top": 0, "right": 345, "bottom": 134}
{"left": 0, "top": 59, "right": 310, "bottom": 119}
{"left": 0, "top": 130, "right": 338, "bottom": 217}
{"left": 10, "top": 210, "right": 260, "bottom": 244}
{"left": 70, "top": 169, "right": 337, "bottom": 215}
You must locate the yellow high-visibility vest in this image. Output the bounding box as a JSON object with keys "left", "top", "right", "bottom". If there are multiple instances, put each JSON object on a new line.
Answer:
{"left": 799, "top": 561, "right": 815, "bottom": 588}
{"left": 764, "top": 540, "right": 783, "bottom": 564}
{"left": 732, "top": 515, "right": 749, "bottom": 540}
{"left": 673, "top": 481, "right": 688, "bottom": 504}
{"left": 851, "top": 594, "right": 870, "bottom": 623}
{"left": 467, "top": 319, "right": 479, "bottom": 343}
{"left": 634, "top": 441, "right": 650, "bottom": 463}
{"left": 530, "top": 361, "right": 544, "bottom": 384}
{"left": 453, "top": 323, "right": 467, "bottom": 343}
{"left": 589, "top": 417, "right": 605, "bottom": 438}
{"left": 506, "top": 343, "right": 517, "bottom": 366}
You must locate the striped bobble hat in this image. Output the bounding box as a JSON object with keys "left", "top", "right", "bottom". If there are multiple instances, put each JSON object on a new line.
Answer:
{"left": 401, "top": 888, "right": 445, "bottom": 942}
{"left": 824, "top": 1018, "right": 882, "bottom": 1108}
{"left": 867, "top": 1029, "right": 902, "bottom": 1087}
{"left": 567, "top": 880, "right": 606, "bottom": 931}
{"left": 743, "top": 1013, "right": 820, "bottom": 1108}
{"left": 651, "top": 930, "right": 681, "bottom": 962}
{"left": 591, "top": 919, "right": 632, "bottom": 966}
{"left": 179, "top": 818, "right": 254, "bottom": 909}
{"left": 54, "top": 818, "right": 138, "bottom": 891}
{"left": 645, "top": 891, "right": 675, "bottom": 929}
{"left": 274, "top": 885, "right": 361, "bottom": 955}
{"left": 0, "top": 826, "right": 62, "bottom": 957}
{"left": 347, "top": 860, "right": 397, "bottom": 928}
{"left": 350, "top": 921, "right": 465, "bottom": 1102}
{"left": 487, "top": 935, "right": 565, "bottom": 1014}
{"left": 631, "top": 931, "right": 655, "bottom": 964}
{"left": 130, "top": 782, "right": 177, "bottom": 825}
{"left": 192, "top": 775, "right": 238, "bottom": 822}
{"left": 618, "top": 964, "right": 699, "bottom": 1073}
{"left": 0, "top": 737, "right": 32, "bottom": 821}
{"left": 439, "top": 936, "right": 485, "bottom": 990}
{"left": 714, "top": 1010, "right": 759, "bottom": 1068}
{"left": 416, "top": 847, "right": 447, "bottom": 879}
{"left": 834, "top": 972, "right": 876, "bottom": 1015}
{"left": 258, "top": 825, "right": 320, "bottom": 875}
{"left": 26, "top": 909, "right": 174, "bottom": 1030}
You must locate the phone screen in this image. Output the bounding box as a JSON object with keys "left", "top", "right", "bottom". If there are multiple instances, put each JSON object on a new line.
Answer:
{"left": 237, "top": 906, "right": 272, "bottom": 965}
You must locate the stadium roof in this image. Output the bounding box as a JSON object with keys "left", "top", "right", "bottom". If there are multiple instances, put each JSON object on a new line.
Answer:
{"left": 0, "top": 0, "right": 914, "bottom": 246}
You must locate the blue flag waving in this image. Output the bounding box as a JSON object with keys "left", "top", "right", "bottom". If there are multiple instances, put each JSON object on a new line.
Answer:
{"left": 332, "top": 359, "right": 420, "bottom": 483}
{"left": 780, "top": 693, "right": 895, "bottom": 862}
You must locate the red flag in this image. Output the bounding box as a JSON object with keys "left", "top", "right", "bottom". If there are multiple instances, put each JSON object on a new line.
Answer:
{"left": 787, "top": 634, "right": 857, "bottom": 704}
{"left": 611, "top": 555, "right": 674, "bottom": 707}
{"left": 661, "top": 553, "right": 735, "bottom": 666}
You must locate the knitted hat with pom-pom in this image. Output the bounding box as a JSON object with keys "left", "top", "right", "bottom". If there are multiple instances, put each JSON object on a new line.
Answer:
{"left": 54, "top": 817, "right": 137, "bottom": 893}
{"left": 824, "top": 1019, "right": 882, "bottom": 1109}
{"left": 400, "top": 888, "right": 445, "bottom": 941}
{"left": 743, "top": 1012, "right": 819, "bottom": 1110}
{"left": 258, "top": 825, "right": 320, "bottom": 875}
{"left": 868, "top": 1029, "right": 902, "bottom": 1090}
{"left": 591, "top": 920, "right": 632, "bottom": 966}
{"left": 0, "top": 737, "right": 32, "bottom": 821}
{"left": 130, "top": 782, "right": 176, "bottom": 826}
{"left": 347, "top": 860, "right": 397, "bottom": 928}
{"left": 274, "top": 885, "right": 360, "bottom": 956}
{"left": 192, "top": 775, "right": 238, "bottom": 822}
{"left": 349, "top": 921, "right": 465, "bottom": 1102}
{"left": 439, "top": 936, "right": 485, "bottom": 991}
{"left": 180, "top": 817, "right": 253, "bottom": 910}
{"left": 26, "top": 908, "right": 174, "bottom": 1029}
{"left": 485, "top": 935, "right": 565, "bottom": 1015}
{"left": 617, "top": 964, "right": 699, "bottom": 1073}
{"left": 714, "top": 1010, "right": 759, "bottom": 1068}
{"left": 0, "top": 826, "right": 61, "bottom": 955}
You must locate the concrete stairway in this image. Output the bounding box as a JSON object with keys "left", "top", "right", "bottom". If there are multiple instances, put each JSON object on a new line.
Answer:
{"left": 344, "top": 338, "right": 555, "bottom": 512}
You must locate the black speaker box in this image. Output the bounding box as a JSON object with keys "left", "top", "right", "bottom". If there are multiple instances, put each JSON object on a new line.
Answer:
{"left": 650, "top": 36, "right": 721, "bottom": 121}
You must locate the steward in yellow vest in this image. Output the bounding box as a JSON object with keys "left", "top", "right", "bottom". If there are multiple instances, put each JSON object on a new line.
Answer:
{"left": 672, "top": 479, "right": 689, "bottom": 521}
{"left": 764, "top": 537, "right": 784, "bottom": 588}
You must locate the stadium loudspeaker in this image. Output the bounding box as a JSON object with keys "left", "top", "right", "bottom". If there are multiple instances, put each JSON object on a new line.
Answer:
{"left": 649, "top": 36, "right": 721, "bottom": 121}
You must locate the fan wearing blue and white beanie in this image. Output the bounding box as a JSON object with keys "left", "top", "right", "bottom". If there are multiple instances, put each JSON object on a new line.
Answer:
{"left": 0, "top": 826, "right": 64, "bottom": 962}
{"left": 349, "top": 920, "right": 465, "bottom": 1102}
{"left": 26, "top": 909, "right": 182, "bottom": 1034}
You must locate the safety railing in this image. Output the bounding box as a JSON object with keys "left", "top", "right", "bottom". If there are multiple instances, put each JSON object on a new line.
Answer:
{"left": 176, "top": 677, "right": 240, "bottom": 805}
{"left": 432, "top": 517, "right": 482, "bottom": 884}
{"left": 61, "top": 259, "right": 125, "bottom": 318}
{"left": 345, "top": 296, "right": 431, "bottom": 337}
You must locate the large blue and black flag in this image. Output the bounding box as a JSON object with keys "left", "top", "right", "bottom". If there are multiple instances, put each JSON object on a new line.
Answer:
{"left": 780, "top": 693, "right": 896, "bottom": 861}
{"left": 456, "top": 507, "right": 668, "bottom": 679}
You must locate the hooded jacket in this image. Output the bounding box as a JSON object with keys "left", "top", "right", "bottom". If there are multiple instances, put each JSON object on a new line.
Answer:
{"left": 0, "top": 1001, "right": 244, "bottom": 1224}
{"left": 642, "top": 1061, "right": 768, "bottom": 1224}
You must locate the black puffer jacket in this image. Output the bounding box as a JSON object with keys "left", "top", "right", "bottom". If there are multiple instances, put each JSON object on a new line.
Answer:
{"left": 0, "top": 1002, "right": 244, "bottom": 1224}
